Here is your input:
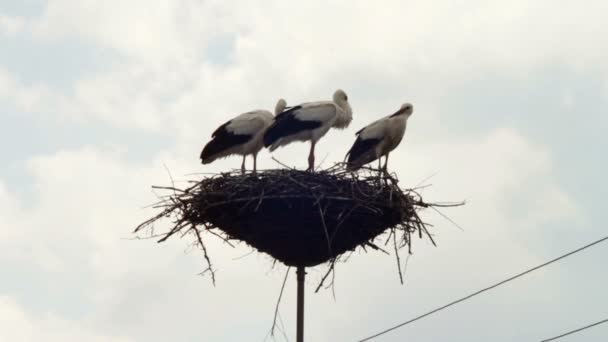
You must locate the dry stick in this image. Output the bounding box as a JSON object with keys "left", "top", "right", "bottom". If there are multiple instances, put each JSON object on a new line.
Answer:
{"left": 264, "top": 260, "right": 279, "bottom": 275}
{"left": 162, "top": 162, "right": 177, "bottom": 198}
{"left": 270, "top": 267, "right": 291, "bottom": 338}
{"left": 316, "top": 200, "right": 333, "bottom": 258}
{"left": 402, "top": 252, "right": 412, "bottom": 283}
{"left": 254, "top": 188, "right": 265, "bottom": 211}
{"left": 364, "top": 242, "right": 390, "bottom": 255}
{"left": 276, "top": 313, "right": 289, "bottom": 342}
{"left": 426, "top": 201, "right": 467, "bottom": 208}
{"left": 271, "top": 157, "right": 297, "bottom": 170}
{"left": 329, "top": 256, "right": 340, "bottom": 298}
{"left": 286, "top": 175, "right": 309, "bottom": 190}
{"left": 330, "top": 205, "right": 358, "bottom": 243}
{"left": 314, "top": 153, "right": 330, "bottom": 172}
{"left": 384, "top": 228, "right": 395, "bottom": 247}
{"left": 430, "top": 206, "right": 465, "bottom": 232}
{"left": 393, "top": 229, "right": 404, "bottom": 284}
{"left": 206, "top": 228, "right": 236, "bottom": 247}
{"left": 191, "top": 226, "right": 216, "bottom": 286}
{"left": 314, "top": 259, "right": 336, "bottom": 293}
{"left": 411, "top": 210, "right": 437, "bottom": 247}
{"left": 232, "top": 249, "right": 255, "bottom": 260}
{"left": 157, "top": 220, "right": 189, "bottom": 242}
{"left": 151, "top": 185, "right": 187, "bottom": 193}
{"left": 122, "top": 232, "right": 167, "bottom": 240}
{"left": 413, "top": 171, "right": 440, "bottom": 189}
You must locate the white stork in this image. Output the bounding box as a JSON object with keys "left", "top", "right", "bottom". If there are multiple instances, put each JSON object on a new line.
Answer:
{"left": 263, "top": 89, "right": 353, "bottom": 171}
{"left": 200, "top": 99, "right": 287, "bottom": 174}
{"left": 345, "top": 103, "right": 413, "bottom": 172}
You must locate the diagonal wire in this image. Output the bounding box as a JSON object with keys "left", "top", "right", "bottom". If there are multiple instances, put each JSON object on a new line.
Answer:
{"left": 358, "top": 235, "right": 608, "bottom": 341}
{"left": 540, "top": 318, "right": 608, "bottom": 342}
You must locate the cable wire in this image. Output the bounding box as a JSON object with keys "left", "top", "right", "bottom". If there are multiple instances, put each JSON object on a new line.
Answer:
{"left": 540, "top": 318, "right": 608, "bottom": 342}
{"left": 358, "top": 235, "right": 608, "bottom": 341}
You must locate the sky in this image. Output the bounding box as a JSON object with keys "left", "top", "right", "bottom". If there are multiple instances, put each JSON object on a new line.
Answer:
{"left": 1, "top": 1, "right": 607, "bottom": 341}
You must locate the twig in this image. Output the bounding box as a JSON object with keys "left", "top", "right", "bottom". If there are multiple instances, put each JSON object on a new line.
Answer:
{"left": 316, "top": 199, "right": 333, "bottom": 258}
{"left": 271, "top": 157, "right": 296, "bottom": 170}
{"left": 315, "top": 259, "right": 336, "bottom": 293}
{"left": 364, "top": 242, "right": 390, "bottom": 255}
{"left": 191, "top": 226, "right": 216, "bottom": 286}
{"left": 233, "top": 249, "right": 255, "bottom": 260}
{"left": 393, "top": 230, "right": 404, "bottom": 285}
{"left": 270, "top": 267, "right": 291, "bottom": 338}
{"left": 430, "top": 206, "right": 465, "bottom": 232}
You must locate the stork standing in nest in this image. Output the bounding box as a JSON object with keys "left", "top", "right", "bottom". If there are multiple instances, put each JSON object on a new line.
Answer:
{"left": 345, "top": 103, "right": 413, "bottom": 172}
{"left": 200, "top": 99, "right": 287, "bottom": 174}
{"left": 263, "top": 89, "right": 353, "bottom": 171}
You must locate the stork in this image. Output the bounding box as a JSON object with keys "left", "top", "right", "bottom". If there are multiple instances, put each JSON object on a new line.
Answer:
{"left": 345, "top": 103, "right": 413, "bottom": 172}
{"left": 200, "top": 99, "right": 287, "bottom": 174}
{"left": 263, "top": 89, "right": 353, "bottom": 171}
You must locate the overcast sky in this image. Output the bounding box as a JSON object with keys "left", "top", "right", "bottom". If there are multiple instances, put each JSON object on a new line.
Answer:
{"left": 1, "top": 1, "right": 608, "bottom": 341}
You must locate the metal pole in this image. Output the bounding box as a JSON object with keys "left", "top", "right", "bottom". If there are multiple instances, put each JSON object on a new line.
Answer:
{"left": 296, "top": 266, "right": 306, "bottom": 342}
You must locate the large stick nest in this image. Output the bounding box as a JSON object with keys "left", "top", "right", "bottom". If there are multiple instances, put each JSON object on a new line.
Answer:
{"left": 136, "top": 165, "right": 455, "bottom": 277}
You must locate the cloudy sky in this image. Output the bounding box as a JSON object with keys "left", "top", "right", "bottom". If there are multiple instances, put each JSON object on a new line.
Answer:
{"left": 1, "top": 1, "right": 608, "bottom": 341}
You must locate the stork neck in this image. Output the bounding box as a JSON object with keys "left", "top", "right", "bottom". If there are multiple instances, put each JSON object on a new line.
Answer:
{"left": 333, "top": 102, "right": 352, "bottom": 129}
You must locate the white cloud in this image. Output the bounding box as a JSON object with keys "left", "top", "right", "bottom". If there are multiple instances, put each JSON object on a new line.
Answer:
{"left": 31, "top": 0, "right": 237, "bottom": 64}
{"left": 0, "top": 296, "right": 133, "bottom": 342}
{"left": 0, "top": 67, "right": 67, "bottom": 118}
{"left": 0, "top": 14, "right": 26, "bottom": 36}
{"left": 2, "top": 0, "right": 605, "bottom": 131}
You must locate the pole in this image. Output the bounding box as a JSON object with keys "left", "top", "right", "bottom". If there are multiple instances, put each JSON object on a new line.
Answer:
{"left": 296, "top": 266, "right": 306, "bottom": 342}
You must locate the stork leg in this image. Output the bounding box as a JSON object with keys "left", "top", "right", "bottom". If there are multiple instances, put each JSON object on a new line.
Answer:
{"left": 253, "top": 152, "right": 258, "bottom": 175}
{"left": 382, "top": 153, "right": 390, "bottom": 173}
{"left": 378, "top": 157, "right": 382, "bottom": 171}
{"left": 307, "top": 141, "right": 316, "bottom": 172}
{"left": 241, "top": 155, "right": 246, "bottom": 175}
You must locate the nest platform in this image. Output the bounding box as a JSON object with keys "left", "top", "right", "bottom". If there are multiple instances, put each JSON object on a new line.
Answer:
{"left": 136, "top": 166, "right": 439, "bottom": 269}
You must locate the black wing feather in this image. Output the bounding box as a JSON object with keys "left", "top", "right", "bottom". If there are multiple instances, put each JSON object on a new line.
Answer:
{"left": 211, "top": 120, "right": 231, "bottom": 138}
{"left": 263, "top": 106, "right": 321, "bottom": 147}
{"left": 200, "top": 123, "right": 252, "bottom": 163}
{"left": 345, "top": 136, "right": 381, "bottom": 170}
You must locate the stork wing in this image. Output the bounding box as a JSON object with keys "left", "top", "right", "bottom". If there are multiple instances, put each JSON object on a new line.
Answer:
{"left": 202, "top": 110, "right": 272, "bottom": 163}
{"left": 346, "top": 117, "right": 389, "bottom": 169}
{"left": 226, "top": 110, "right": 272, "bottom": 135}
{"left": 212, "top": 110, "right": 270, "bottom": 137}
{"left": 263, "top": 102, "right": 335, "bottom": 147}
{"left": 292, "top": 101, "right": 337, "bottom": 122}
{"left": 355, "top": 117, "right": 388, "bottom": 138}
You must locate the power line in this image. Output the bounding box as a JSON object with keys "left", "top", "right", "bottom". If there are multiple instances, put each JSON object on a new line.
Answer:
{"left": 540, "top": 318, "right": 608, "bottom": 342}
{"left": 357, "top": 235, "right": 608, "bottom": 341}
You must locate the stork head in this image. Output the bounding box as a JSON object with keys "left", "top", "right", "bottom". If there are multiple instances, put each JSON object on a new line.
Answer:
{"left": 333, "top": 89, "right": 349, "bottom": 104}
{"left": 332, "top": 89, "right": 353, "bottom": 128}
{"left": 398, "top": 103, "right": 414, "bottom": 117}
{"left": 275, "top": 98, "right": 287, "bottom": 115}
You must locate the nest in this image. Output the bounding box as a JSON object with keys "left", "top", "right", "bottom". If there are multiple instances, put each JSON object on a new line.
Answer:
{"left": 136, "top": 165, "right": 457, "bottom": 283}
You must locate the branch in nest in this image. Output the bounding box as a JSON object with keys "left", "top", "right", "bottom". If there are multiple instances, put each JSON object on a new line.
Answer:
{"left": 191, "top": 225, "right": 216, "bottom": 286}
{"left": 269, "top": 267, "right": 290, "bottom": 339}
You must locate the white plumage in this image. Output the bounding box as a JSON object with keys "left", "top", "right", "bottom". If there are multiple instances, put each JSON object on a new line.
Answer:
{"left": 345, "top": 103, "right": 413, "bottom": 172}
{"left": 200, "top": 99, "right": 286, "bottom": 174}
{"left": 263, "top": 89, "right": 353, "bottom": 171}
